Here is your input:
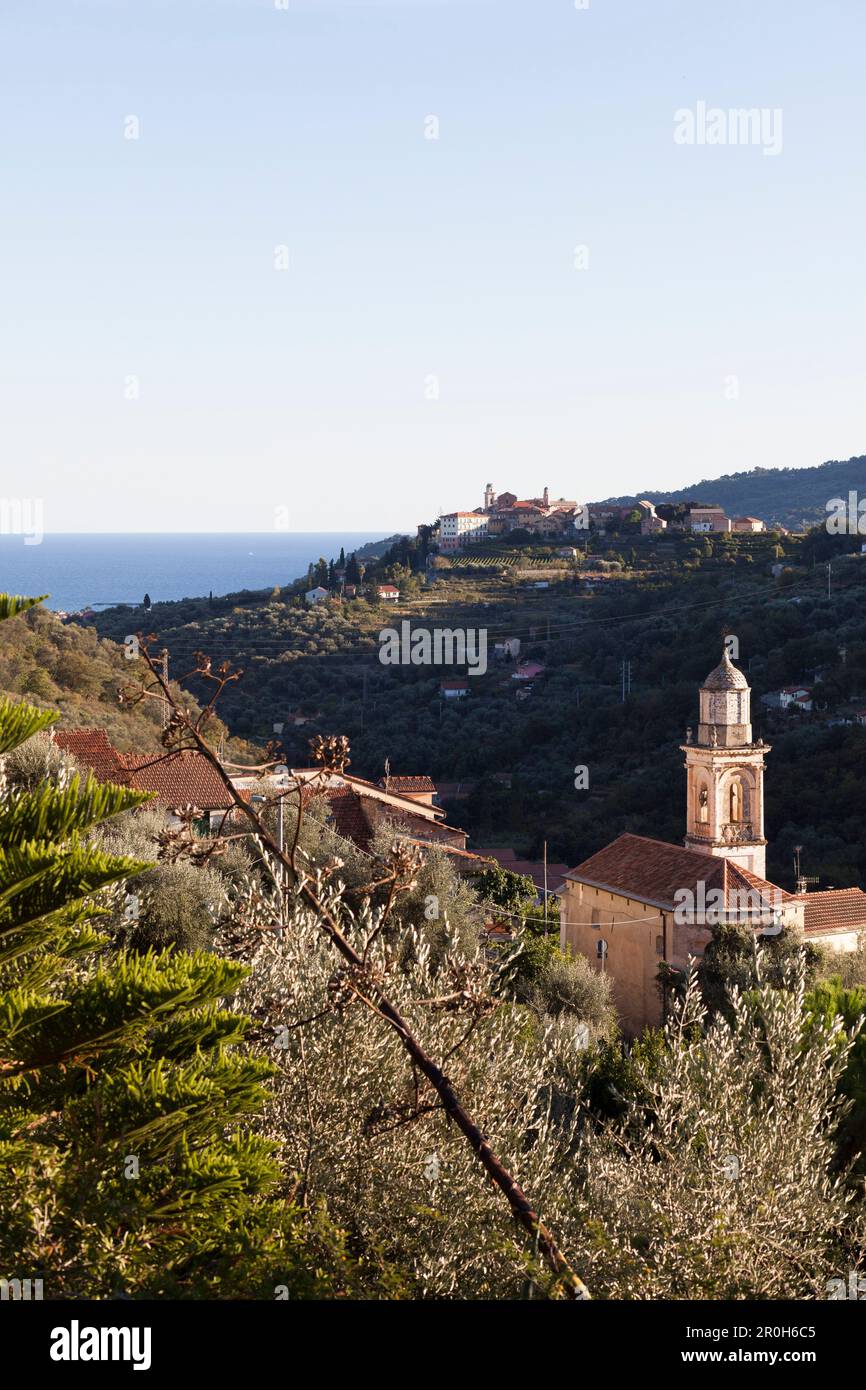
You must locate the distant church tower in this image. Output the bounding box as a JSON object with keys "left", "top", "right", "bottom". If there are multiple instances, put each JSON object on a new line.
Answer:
{"left": 484, "top": 483, "right": 495, "bottom": 511}
{"left": 682, "top": 647, "right": 770, "bottom": 878}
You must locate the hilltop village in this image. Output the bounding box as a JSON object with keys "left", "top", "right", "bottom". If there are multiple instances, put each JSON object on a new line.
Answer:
{"left": 434, "top": 482, "right": 767, "bottom": 550}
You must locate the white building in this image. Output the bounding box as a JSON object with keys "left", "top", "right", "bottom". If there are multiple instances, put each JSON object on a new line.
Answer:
{"left": 689, "top": 506, "right": 731, "bottom": 534}
{"left": 305, "top": 586, "right": 329, "bottom": 604}
{"left": 439, "top": 511, "right": 489, "bottom": 552}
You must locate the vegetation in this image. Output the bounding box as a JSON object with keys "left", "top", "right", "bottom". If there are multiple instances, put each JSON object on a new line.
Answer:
{"left": 603, "top": 451, "right": 866, "bottom": 532}
{"left": 81, "top": 524, "right": 866, "bottom": 899}
{"left": 3, "top": 508, "right": 866, "bottom": 1302}
{"left": 0, "top": 601, "right": 362, "bottom": 1298}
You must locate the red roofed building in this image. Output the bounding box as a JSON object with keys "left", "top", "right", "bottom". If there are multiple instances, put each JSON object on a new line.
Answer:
{"left": 792, "top": 887, "right": 866, "bottom": 950}
{"left": 512, "top": 661, "right": 545, "bottom": 682}
{"left": 119, "top": 751, "right": 235, "bottom": 829}
{"left": 560, "top": 650, "right": 866, "bottom": 1035}
{"left": 378, "top": 774, "right": 438, "bottom": 807}
{"left": 273, "top": 769, "right": 489, "bottom": 876}
{"left": 52, "top": 728, "right": 235, "bottom": 831}
{"left": 53, "top": 728, "right": 127, "bottom": 781}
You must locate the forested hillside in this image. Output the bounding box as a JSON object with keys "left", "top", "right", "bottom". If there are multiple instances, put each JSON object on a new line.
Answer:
{"left": 90, "top": 525, "right": 866, "bottom": 894}
{"left": 0, "top": 600, "right": 248, "bottom": 757}
{"left": 603, "top": 452, "right": 866, "bottom": 531}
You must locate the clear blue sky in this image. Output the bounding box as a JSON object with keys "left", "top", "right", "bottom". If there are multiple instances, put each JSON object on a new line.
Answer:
{"left": 2, "top": 0, "right": 864, "bottom": 532}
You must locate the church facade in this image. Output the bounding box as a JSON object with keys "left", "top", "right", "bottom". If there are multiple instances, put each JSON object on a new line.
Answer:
{"left": 559, "top": 649, "right": 866, "bottom": 1036}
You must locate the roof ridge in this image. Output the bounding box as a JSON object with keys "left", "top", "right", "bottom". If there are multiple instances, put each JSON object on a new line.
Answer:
{"left": 612, "top": 832, "right": 720, "bottom": 865}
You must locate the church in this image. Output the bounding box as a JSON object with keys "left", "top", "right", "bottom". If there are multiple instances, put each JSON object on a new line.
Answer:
{"left": 559, "top": 647, "right": 866, "bottom": 1035}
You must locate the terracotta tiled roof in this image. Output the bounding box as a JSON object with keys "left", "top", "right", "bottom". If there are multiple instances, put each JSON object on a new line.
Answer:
{"left": 119, "top": 751, "right": 235, "bottom": 811}
{"left": 308, "top": 782, "right": 474, "bottom": 861}
{"left": 53, "top": 727, "right": 234, "bottom": 813}
{"left": 398, "top": 837, "right": 494, "bottom": 870}
{"left": 793, "top": 888, "right": 866, "bottom": 936}
{"left": 380, "top": 776, "right": 436, "bottom": 793}
{"left": 53, "top": 728, "right": 126, "bottom": 780}
{"left": 384, "top": 805, "right": 466, "bottom": 840}
{"left": 565, "top": 833, "right": 785, "bottom": 911}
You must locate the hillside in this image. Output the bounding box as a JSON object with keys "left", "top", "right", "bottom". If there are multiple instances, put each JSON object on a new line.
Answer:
{"left": 0, "top": 600, "right": 253, "bottom": 759}
{"left": 89, "top": 526, "right": 866, "bottom": 894}
{"left": 602, "top": 452, "right": 866, "bottom": 531}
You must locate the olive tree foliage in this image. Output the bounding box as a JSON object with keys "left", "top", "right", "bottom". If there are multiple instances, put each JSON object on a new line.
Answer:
{"left": 366, "top": 831, "right": 481, "bottom": 962}
{"left": 230, "top": 876, "right": 864, "bottom": 1300}
{"left": 570, "top": 963, "right": 866, "bottom": 1299}
{"left": 525, "top": 948, "right": 613, "bottom": 1030}
{"left": 231, "top": 890, "right": 588, "bottom": 1299}
{"left": 3, "top": 728, "right": 77, "bottom": 790}
{"left": 95, "top": 806, "right": 256, "bottom": 953}
{"left": 698, "top": 921, "right": 822, "bottom": 1017}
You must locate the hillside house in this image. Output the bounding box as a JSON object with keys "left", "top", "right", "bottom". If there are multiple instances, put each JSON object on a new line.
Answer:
{"left": 688, "top": 505, "right": 731, "bottom": 533}
{"left": 52, "top": 729, "right": 236, "bottom": 833}
{"left": 236, "top": 768, "right": 490, "bottom": 878}
{"left": 439, "top": 512, "right": 489, "bottom": 552}
{"left": 378, "top": 774, "right": 438, "bottom": 807}
{"left": 441, "top": 680, "right": 470, "bottom": 699}
{"left": 763, "top": 686, "right": 813, "bottom": 713}
{"left": 305, "top": 586, "right": 329, "bottom": 604}
{"left": 377, "top": 585, "right": 400, "bottom": 601}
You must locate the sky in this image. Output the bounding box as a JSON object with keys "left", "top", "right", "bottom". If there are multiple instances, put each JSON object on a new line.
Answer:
{"left": 2, "top": 0, "right": 864, "bottom": 533}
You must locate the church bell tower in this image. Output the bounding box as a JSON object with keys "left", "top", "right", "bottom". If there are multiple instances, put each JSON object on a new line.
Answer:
{"left": 682, "top": 647, "right": 770, "bottom": 878}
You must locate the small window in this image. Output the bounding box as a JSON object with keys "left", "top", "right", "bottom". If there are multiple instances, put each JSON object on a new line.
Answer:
{"left": 591, "top": 908, "right": 600, "bottom": 928}
{"left": 655, "top": 935, "right": 664, "bottom": 956}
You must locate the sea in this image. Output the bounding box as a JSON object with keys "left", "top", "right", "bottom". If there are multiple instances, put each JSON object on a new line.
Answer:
{"left": 0, "top": 533, "right": 393, "bottom": 613}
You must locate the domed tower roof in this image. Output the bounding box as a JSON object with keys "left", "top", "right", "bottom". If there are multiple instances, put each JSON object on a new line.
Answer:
{"left": 702, "top": 648, "right": 748, "bottom": 692}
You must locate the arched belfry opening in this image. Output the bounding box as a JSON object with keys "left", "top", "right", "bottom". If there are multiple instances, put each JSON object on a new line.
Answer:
{"left": 682, "top": 647, "right": 770, "bottom": 877}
